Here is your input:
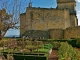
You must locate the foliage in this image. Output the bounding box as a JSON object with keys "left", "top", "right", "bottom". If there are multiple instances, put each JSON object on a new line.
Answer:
{"left": 52, "top": 42, "right": 61, "bottom": 50}
{"left": 34, "top": 49, "right": 49, "bottom": 53}
{"left": 75, "top": 37, "right": 80, "bottom": 47}
{"left": 44, "top": 44, "right": 53, "bottom": 49}
{"left": 0, "top": 9, "right": 10, "bottom": 39}
{"left": 68, "top": 39, "right": 80, "bottom": 48}
{"left": 58, "top": 42, "right": 80, "bottom": 60}
{"left": 13, "top": 54, "right": 48, "bottom": 60}
{"left": 0, "top": 4, "right": 19, "bottom": 40}
{"left": 2, "top": 52, "right": 48, "bottom": 60}
{"left": 34, "top": 44, "right": 53, "bottom": 54}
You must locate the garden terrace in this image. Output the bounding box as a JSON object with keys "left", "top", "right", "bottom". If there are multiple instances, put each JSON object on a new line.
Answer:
{"left": 1, "top": 43, "right": 53, "bottom": 60}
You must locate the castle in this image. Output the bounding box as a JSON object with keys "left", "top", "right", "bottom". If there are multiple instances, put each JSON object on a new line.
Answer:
{"left": 20, "top": 0, "right": 80, "bottom": 39}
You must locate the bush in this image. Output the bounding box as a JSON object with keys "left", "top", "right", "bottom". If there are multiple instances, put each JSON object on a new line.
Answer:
{"left": 44, "top": 44, "right": 53, "bottom": 49}
{"left": 52, "top": 42, "right": 61, "bottom": 50}
{"left": 34, "top": 49, "right": 49, "bottom": 53}
{"left": 75, "top": 37, "right": 80, "bottom": 48}
{"left": 58, "top": 42, "right": 80, "bottom": 60}
{"left": 13, "top": 54, "right": 48, "bottom": 60}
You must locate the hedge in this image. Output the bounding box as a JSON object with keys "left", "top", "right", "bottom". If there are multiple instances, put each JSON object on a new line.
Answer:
{"left": 2, "top": 52, "right": 48, "bottom": 60}
{"left": 34, "top": 49, "right": 49, "bottom": 53}
{"left": 13, "top": 54, "right": 47, "bottom": 60}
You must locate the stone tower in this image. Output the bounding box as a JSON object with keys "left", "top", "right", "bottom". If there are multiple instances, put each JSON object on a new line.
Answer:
{"left": 57, "top": 0, "right": 78, "bottom": 27}
{"left": 57, "top": 0, "right": 76, "bottom": 10}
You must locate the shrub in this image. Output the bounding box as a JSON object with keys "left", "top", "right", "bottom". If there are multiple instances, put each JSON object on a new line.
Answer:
{"left": 75, "top": 37, "right": 80, "bottom": 48}
{"left": 52, "top": 42, "right": 61, "bottom": 50}
{"left": 34, "top": 49, "right": 49, "bottom": 53}
{"left": 58, "top": 42, "right": 80, "bottom": 60}
{"left": 44, "top": 44, "right": 53, "bottom": 49}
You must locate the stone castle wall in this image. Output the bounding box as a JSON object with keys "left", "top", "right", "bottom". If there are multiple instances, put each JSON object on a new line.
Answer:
{"left": 20, "top": 0, "right": 79, "bottom": 39}
{"left": 49, "top": 26, "right": 80, "bottom": 39}
{"left": 22, "top": 8, "right": 70, "bottom": 30}
{"left": 64, "top": 26, "right": 80, "bottom": 39}
{"left": 21, "top": 26, "right": 80, "bottom": 39}
{"left": 20, "top": 8, "right": 77, "bottom": 39}
{"left": 20, "top": 13, "right": 26, "bottom": 35}
{"left": 49, "top": 29, "right": 64, "bottom": 39}
{"left": 22, "top": 30, "right": 49, "bottom": 39}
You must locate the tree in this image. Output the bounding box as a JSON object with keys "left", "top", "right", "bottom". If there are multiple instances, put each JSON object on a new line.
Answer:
{"left": 0, "top": 8, "right": 18, "bottom": 40}
{"left": 0, "top": 0, "right": 19, "bottom": 40}
{"left": 0, "top": 8, "right": 9, "bottom": 39}
{"left": 0, "top": 0, "right": 28, "bottom": 40}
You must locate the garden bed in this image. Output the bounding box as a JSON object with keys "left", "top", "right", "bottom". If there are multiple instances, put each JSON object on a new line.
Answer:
{"left": 2, "top": 52, "right": 48, "bottom": 60}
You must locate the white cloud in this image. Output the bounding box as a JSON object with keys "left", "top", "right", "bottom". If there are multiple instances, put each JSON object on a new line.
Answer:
{"left": 77, "top": 0, "right": 80, "bottom": 2}
{"left": 77, "top": 14, "right": 80, "bottom": 16}
{"left": 78, "top": 11, "right": 80, "bottom": 13}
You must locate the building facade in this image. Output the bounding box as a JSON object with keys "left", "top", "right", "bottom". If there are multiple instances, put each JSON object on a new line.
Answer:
{"left": 20, "top": 0, "right": 79, "bottom": 39}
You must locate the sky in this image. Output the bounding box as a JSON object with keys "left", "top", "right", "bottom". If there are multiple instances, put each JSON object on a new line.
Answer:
{"left": 3, "top": 0, "right": 80, "bottom": 36}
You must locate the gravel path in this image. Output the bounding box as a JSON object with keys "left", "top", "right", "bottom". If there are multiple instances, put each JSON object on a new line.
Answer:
{"left": 48, "top": 50, "right": 58, "bottom": 60}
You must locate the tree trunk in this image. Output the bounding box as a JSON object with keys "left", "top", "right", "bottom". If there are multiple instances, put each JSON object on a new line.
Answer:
{"left": 0, "top": 31, "right": 2, "bottom": 40}
{"left": 0, "top": 29, "right": 8, "bottom": 40}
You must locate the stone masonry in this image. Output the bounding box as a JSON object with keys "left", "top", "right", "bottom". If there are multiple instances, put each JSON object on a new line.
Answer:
{"left": 20, "top": 0, "right": 79, "bottom": 39}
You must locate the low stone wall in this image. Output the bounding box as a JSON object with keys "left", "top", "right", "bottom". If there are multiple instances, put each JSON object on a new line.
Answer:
{"left": 20, "top": 26, "right": 80, "bottom": 39}
{"left": 21, "top": 30, "right": 49, "bottom": 39}
{"left": 49, "top": 29, "right": 64, "bottom": 39}
{"left": 64, "top": 26, "right": 80, "bottom": 39}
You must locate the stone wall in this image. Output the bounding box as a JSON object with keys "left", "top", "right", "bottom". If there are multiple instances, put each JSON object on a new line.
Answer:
{"left": 22, "top": 30, "right": 49, "bottom": 39}
{"left": 20, "top": 7, "right": 75, "bottom": 38}
{"left": 22, "top": 29, "right": 64, "bottom": 39}
{"left": 20, "top": 0, "right": 78, "bottom": 39}
{"left": 57, "top": 0, "right": 76, "bottom": 11}
{"left": 64, "top": 26, "right": 79, "bottom": 39}
{"left": 70, "top": 15, "right": 76, "bottom": 27}
{"left": 24, "top": 7, "right": 70, "bottom": 30}
{"left": 21, "top": 27, "right": 80, "bottom": 39}
{"left": 20, "top": 13, "right": 26, "bottom": 35}
{"left": 49, "top": 29, "right": 64, "bottom": 39}
{"left": 49, "top": 26, "right": 80, "bottom": 39}
{"left": 20, "top": 7, "right": 78, "bottom": 39}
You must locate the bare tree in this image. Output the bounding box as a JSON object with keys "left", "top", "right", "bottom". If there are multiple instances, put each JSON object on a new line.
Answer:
{"left": 0, "top": 8, "right": 10, "bottom": 39}
{"left": 0, "top": 0, "right": 27, "bottom": 40}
